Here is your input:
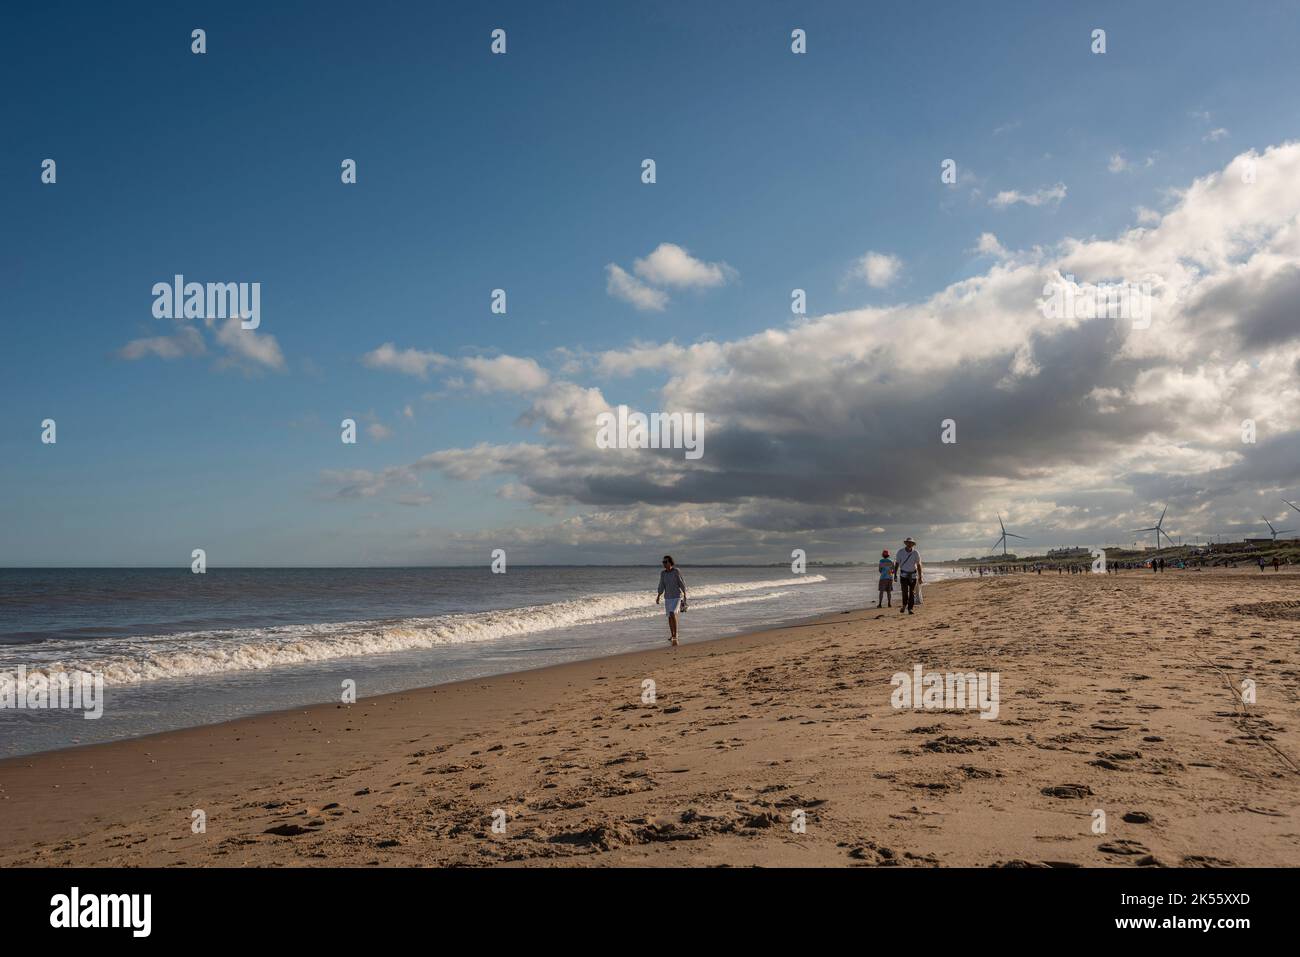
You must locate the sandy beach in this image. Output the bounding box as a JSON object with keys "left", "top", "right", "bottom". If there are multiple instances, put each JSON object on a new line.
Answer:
{"left": 2, "top": 569, "right": 1297, "bottom": 868}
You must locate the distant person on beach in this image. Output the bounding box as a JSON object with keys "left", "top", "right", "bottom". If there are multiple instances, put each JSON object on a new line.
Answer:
{"left": 877, "top": 550, "right": 894, "bottom": 608}
{"left": 656, "top": 555, "right": 688, "bottom": 646}
{"left": 1273, "top": 556, "right": 1281, "bottom": 572}
{"left": 893, "top": 537, "right": 923, "bottom": 615}
{"left": 1258, "top": 557, "right": 1266, "bottom": 573}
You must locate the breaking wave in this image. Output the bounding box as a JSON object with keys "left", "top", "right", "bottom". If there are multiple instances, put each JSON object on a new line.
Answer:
{"left": 0, "top": 575, "right": 826, "bottom": 689}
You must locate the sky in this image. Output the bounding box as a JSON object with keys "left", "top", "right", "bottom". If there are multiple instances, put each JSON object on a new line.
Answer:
{"left": 3, "top": 0, "right": 1300, "bottom": 565}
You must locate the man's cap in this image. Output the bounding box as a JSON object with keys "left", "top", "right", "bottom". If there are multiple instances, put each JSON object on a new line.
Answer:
{"left": 904, "top": 537, "right": 916, "bottom": 545}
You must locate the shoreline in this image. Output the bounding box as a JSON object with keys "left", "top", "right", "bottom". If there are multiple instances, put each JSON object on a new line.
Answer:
{"left": 2, "top": 572, "right": 1297, "bottom": 867}
{"left": 0, "top": 592, "right": 929, "bottom": 861}
{"left": 3, "top": 588, "right": 911, "bottom": 762}
{"left": 0, "top": 571, "right": 919, "bottom": 762}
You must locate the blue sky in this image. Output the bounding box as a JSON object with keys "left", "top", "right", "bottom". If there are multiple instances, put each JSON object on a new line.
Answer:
{"left": 4, "top": 0, "right": 1300, "bottom": 565}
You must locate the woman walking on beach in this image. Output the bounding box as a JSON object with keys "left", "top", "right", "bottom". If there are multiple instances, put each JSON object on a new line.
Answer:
{"left": 877, "top": 550, "right": 894, "bottom": 607}
{"left": 656, "top": 555, "right": 688, "bottom": 646}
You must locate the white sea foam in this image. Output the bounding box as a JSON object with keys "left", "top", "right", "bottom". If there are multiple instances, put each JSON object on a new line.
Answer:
{"left": 0, "top": 575, "right": 826, "bottom": 689}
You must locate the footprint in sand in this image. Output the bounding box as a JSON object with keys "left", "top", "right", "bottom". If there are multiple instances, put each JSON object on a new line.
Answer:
{"left": 1041, "top": 784, "right": 1094, "bottom": 799}
{"left": 263, "top": 823, "right": 316, "bottom": 836}
{"left": 846, "top": 841, "right": 898, "bottom": 865}
{"left": 1098, "top": 839, "right": 1149, "bottom": 856}
{"left": 922, "top": 735, "right": 999, "bottom": 753}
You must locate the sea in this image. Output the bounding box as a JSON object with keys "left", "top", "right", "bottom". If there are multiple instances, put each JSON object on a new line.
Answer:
{"left": 0, "top": 564, "right": 963, "bottom": 757}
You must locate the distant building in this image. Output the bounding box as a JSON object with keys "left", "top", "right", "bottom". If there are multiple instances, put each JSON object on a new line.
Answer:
{"left": 1046, "top": 547, "right": 1091, "bottom": 558}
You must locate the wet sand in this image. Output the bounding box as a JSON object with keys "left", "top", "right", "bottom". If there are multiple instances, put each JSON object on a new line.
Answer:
{"left": 2, "top": 569, "right": 1298, "bottom": 867}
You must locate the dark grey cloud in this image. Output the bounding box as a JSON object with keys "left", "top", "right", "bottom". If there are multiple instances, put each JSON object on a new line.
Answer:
{"left": 328, "top": 143, "right": 1300, "bottom": 560}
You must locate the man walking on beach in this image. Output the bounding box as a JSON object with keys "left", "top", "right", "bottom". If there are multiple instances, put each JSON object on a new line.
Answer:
{"left": 894, "top": 537, "right": 923, "bottom": 615}
{"left": 656, "top": 555, "right": 688, "bottom": 646}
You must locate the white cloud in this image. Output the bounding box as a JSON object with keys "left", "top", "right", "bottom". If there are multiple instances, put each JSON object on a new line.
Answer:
{"left": 606, "top": 243, "right": 736, "bottom": 311}
{"left": 1108, "top": 152, "right": 1156, "bottom": 174}
{"left": 605, "top": 263, "right": 669, "bottom": 311}
{"left": 213, "top": 318, "right": 285, "bottom": 371}
{"left": 974, "top": 233, "right": 1009, "bottom": 258}
{"left": 849, "top": 251, "right": 902, "bottom": 288}
{"left": 462, "top": 355, "right": 550, "bottom": 393}
{"left": 1204, "top": 128, "right": 1229, "bottom": 142}
{"left": 118, "top": 325, "right": 206, "bottom": 360}
{"left": 361, "top": 343, "right": 449, "bottom": 378}
{"left": 989, "top": 183, "right": 1067, "bottom": 208}
{"left": 347, "top": 142, "right": 1300, "bottom": 558}
{"left": 632, "top": 243, "right": 736, "bottom": 289}
{"left": 367, "top": 422, "right": 394, "bottom": 441}
{"left": 118, "top": 318, "right": 283, "bottom": 373}
{"left": 594, "top": 341, "right": 704, "bottom": 377}
{"left": 362, "top": 346, "right": 549, "bottom": 394}
{"left": 318, "top": 465, "right": 418, "bottom": 500}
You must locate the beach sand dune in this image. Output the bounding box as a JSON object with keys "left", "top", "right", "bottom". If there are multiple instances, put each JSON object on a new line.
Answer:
{"left": 2, "top": 570, "right": 1298, "bottom": 867}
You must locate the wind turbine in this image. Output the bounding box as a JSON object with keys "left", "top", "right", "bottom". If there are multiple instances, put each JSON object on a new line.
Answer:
{"left": 1263, "top": 516, "right": 1295, "bottom": 542}
{"left": 1284, "top": 499, "right": 1300, "bottom": 516}
{"left": 1133, "top": 505, "right": 1175, "bottom": 551}
{"left": 991, "top": 513, "right": 1027, "bottom": 556}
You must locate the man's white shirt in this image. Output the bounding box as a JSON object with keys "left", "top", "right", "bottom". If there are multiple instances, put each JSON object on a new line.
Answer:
{"left": 895, "top": 549, "right": 921, "bottom": 575}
